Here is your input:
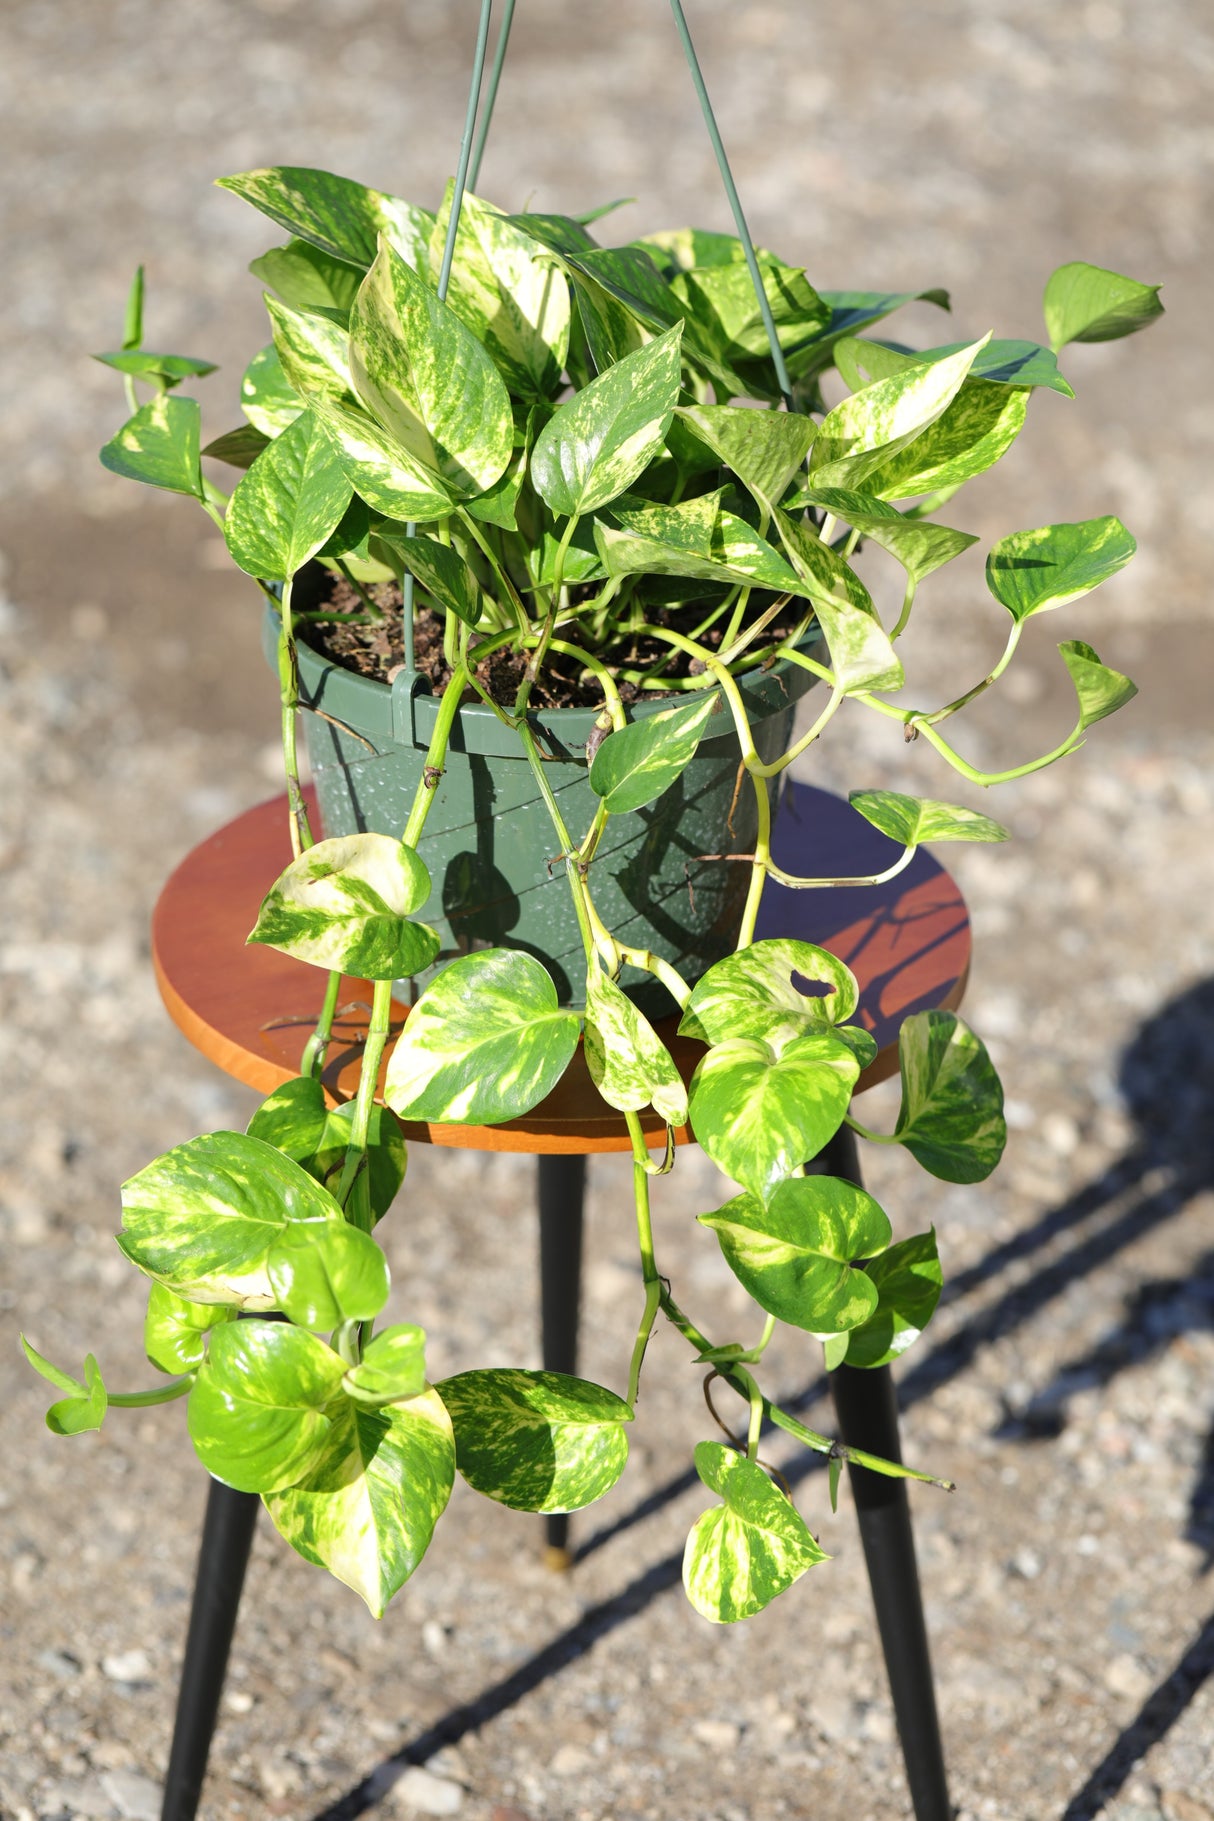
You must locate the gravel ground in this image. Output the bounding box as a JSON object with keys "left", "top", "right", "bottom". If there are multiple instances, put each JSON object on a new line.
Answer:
{"left": 2, "top": 4, "right": 1213, "bottom": 1820}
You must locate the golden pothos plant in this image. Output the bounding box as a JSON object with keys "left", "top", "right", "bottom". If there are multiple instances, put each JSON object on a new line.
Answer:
{"left": 24, "top": 0, "right": 1161, "bottom": 1622}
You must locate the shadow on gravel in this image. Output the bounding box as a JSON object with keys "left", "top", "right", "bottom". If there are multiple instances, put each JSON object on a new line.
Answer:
{"left": 311, "top": 980, "right": 1214, "bottom": 1821}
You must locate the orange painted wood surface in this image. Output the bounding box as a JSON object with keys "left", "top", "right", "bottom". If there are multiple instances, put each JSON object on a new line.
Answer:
{"left": 152, "top": 783, "right": 969, "bottom": 1154}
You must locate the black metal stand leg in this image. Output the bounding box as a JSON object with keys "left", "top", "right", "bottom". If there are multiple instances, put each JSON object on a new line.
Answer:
{"left": 537, "top": 1153, "right": 586, "bottom": 1567}
{"left": 161, "top": 1478, "right": 260, "bottom": 1821}
{"left": 817, "top": 1125, "right": 952, "bottom": 1821}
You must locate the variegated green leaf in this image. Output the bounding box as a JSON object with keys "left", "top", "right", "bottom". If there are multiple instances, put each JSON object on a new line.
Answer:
{"left": 791, "top": 486, "right": 978, "bottom": 583}
{"left": 567, "top": 247, "right": 734, "bottom": 391}
{"left": 834, "top": 335, "right": 1074, "bottom": 399}
{"left": 774, "top": 512, "right": 903, "bottom": 692}
{"left": 894, "top": 1010, "right": 1006, "bottom": 1183}
{"left": 862, "top": 378, "right": 1028, "bottom": 501}
{"left": 264, "top": 1387, "right": 454, "bottom": 1616}
{"left": 99, "top": 395, "right": 203, "bottom": 500}
{"left": 430, "top": 186, "right": 570, "bottom": 400}
{"left": 342, "top": 1324, "right": 427, "bottom": 1406}
{"left": 144, "top": 1283, "right": 236, "bottom": 1375}
{"left": 985, "top": 516, "right": 1136, "bottom": 623}
{"left": 583, "top": 965, "right": 688, "bottom": 1125}
{"left": 637, "top": 226, "right": 751, "bottom": 273}
{"left": 187, "top": 1319, "right": 346, "bottom": 1493}
{"left": 699, "top": 1176, "right": 891, "bottom": 1333}
{"left": 250, "top": 238, "right": 364, "bottom": 315}
{"left": 118, "top": 1131, "right": 343, "bottom": 1307}
{"left": 374, "top": 531, "right": 483, "bottom": 627}
{"left": 219, "top": 166, "right": 434, "bottom": 271}
{"left": 680, "top": 938, "right": 859, "bottom": 1049}
{"left": 1060, "top": 638, "right": 1138, "bottom": 730}
{"left": 839, "top": 1230, "right": 943, "bottom": 1369}
{"left": 223, "top": 408, "right": 353, "bottom": 581}
{"left": 531, "top": 323, "right": 683, "bottom": 517}
{"left": 93, "top": 349, "right": 218, "bottom": 389}
{"left": 202, "top": 423, "right": 270, "bottom": 470}
{"left": 674, "top": 404, "right": 816, "bottom": 515}
{"left": 1043, "top": 261, "right": 1163, "bottom": 353}
{"left": 848, "top": 790, "right": 1009, "bottom": 847}
{"left": 671, "top": 255, "right": 828, "bottom": 359}
{"left": 265, "top": 295, "right": 358, "bottom": 410}
{"left": 438, "top": 1369, "right": 631, "bottom": 1513}
{"left": 589, "top": 692, "right": 723, "bottom": 815}
{"left": 384, "top": 950, "right": 580, "bottom": 1125}
{"left": 810, "top": 336, "right": 989, "bottom": 489}
{"left": 249, "top": 833, "right": 439, "bottom": 981}
{"left": 350, "top": 236, "right": 513, "bottom": 499}
{"left": 595, "top": 492, "right": 804, "bottom": 594}
{"left": 570, "top": 266, "right": 651, "bottom": 374}
{"left": 785, "top": 287, "right": 951, "bottom": 383}
{"left": 22, "top": 1339, "right": 108, "bottom": 1436}
{"left": 240, "top": 343, "right": 303, "bottom": 437}
{"left": 683, "top": 1442, "right": 828, "bottom": 1623}
{"left": 266, "top": 1220, "right": 390, "bottom": 1329}
{"left": 507, "top": 210, "right": 599, "bottom": 257}
{"left": 247, "top": 1076, "right": 406, "bottom": 1224}
{"left": 319, "top": 396, "right": 454, "bottom": 522}
{"left": 688, "top": 1031, "right": 860, "bottom": 1202}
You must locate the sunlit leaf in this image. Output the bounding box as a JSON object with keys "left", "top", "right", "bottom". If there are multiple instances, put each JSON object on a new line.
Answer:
{"left": 384, "top": 950, "right": 580, "bottom": 1125}
{"left": 506, "top": 211, "right": 599, "bottom": 257}
{"left": 265, "top": 1387, "right": 454, "bottom": 1615}
{"left": 251, "top": 237, "right": 364, "bottom": 314}
{"left": 589, "top": 692, "right": 723, "bottom": 815}
{"left": 675, "top": 404, "right": 816, "bottom": 514}
{"left": 144, "top": 1283, "right": 236, "bottom": 1375}
{"left": 699, "top": 1176, "right": 891, "bottom": 1333}
{"left": 431, "top": 185, "right": 570, "bottom": 400}
{"left": 583, "top": 965, "right": 688, "bottom": 1125}
{"left": 671, "top": 255, "right": 828, "bottom": 360}
{"left": 240, "top": 343, "right": 303, "bottom": 437}
{"left": 531, "top": 323, "right": 683, "bottom": 517}
{"left": 985, "top": 516, "right": 1136, "bottom": 623}
{"left": 683, "top": 1442, "right": 827, "bottom": 1623}
{"left": 862, "top": 378, "right": 1028, "bottom": 501}
{"left": 893, "top": 1010, "right": 1006, "bottom": 1183}
{"left": 318, "top": 396, "right": 455, "bottom": 522}
{"left": 21, "top": 1339, "right": 108, "bottom": 1436}
{"left": 839, "top": 1230, "right": 943, "bottom": 1369}
{"left": 249, "top": 832, "right": 438, "bottom": 980}
{"left": 99, "top": 395, "right": 204, "bottom": 500}
{"left": 848, "top": 790, "right": 1009, "bottom": 847}
{"left": 187, "top": 1319, "right": 346, "bottom": 1493}
{"left": 1043, "top": 261, "right": 1163, "bottom": 352}
{"left": 219, "top": 165, "right": 434, "bottom": 271}
{"left": 595, "top": 491, "right": 804, "bottom": 594}
{"left": 438, "top": 1369, "right": 631, "bottom": 1512}
{"left": 785, "top": 287, "right": 951, "bottom": 383}
{"left": 775, "top": 512, "right": 903, "bottom": 692}
{"left": 833, "top": 334, "right": 1074, "bottom": 398}
{"left": 342, "top": 1324, "right": 427, "bottom": 1406}
{"left": 680, "top": 938, "right": 859, "bottom": 1049}
{"left": 247, "top": 1076, "right": 406, "bottom": 1225}
{"left": 810, "top": 336, "right": 990, "bottom": 490}
{"left": 689, "top": 1031, "right": 860, "bottom": 1201}
{"left": 266, "top": 1219, "right": 390, "bottom": 1329}
{"left": 790, "top": 485, "right": 978, "bottom": 583}
{"left": 1060, "top": 638, "right": 1138, "bottom": 730}
{"left": 265, "top": 295, "right": 358, "bottom": 411}
{"left": 93, "top": 349, "right": 218, "bottom": 389}
{"left": 123, "top": 264, "right": 145, "bottom": 349}
{"left": 373, "top": 530, "right": 483, "bottom": 626}
{"left": 224, "top": 407, "right": 353, "bottom": 581}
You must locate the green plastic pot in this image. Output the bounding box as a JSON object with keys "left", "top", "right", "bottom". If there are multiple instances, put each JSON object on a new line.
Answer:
{"left": 266, "top": 598, "right": 821, "bottom": 1013}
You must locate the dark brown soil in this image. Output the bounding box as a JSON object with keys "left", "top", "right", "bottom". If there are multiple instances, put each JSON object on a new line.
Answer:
{"left": 304, "top": 573, "right": 806, "bottom": 711}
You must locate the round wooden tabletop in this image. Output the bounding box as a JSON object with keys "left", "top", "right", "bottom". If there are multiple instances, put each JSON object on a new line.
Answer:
{"left": 151, "top": 781, "right": 969, "bottom": 1154}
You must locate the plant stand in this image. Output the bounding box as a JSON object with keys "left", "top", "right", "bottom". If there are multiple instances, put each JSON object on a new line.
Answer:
{"left": 150, "top": 782, "right": 968, "bottom": 1821}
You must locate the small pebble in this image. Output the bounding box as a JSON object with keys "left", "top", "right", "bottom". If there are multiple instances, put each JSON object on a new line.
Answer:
{"left": 390, "top": 1766, "right": 465, "bottom": 1815}
{"left": 223, "top": 1689, "right": 254, "bottom": 1714}
{"left": 100, "top": 1769, "right": 162, "bottom": 1820}
{"left": 101, "top": 1649, "right": 151, "bottom": 1684}
{"left": 1103, "top": 1652, "right": 1153, "bottom": 1702}
{"left": 691, "top": 1718, "right": 741, "bottom": 1750}
{"left": 1009, "top": 1546, "right": 1043, "bottom": 1580}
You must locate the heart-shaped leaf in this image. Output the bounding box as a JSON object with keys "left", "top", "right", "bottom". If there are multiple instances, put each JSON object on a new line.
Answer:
{"left": 265, "top": 1220, "right": 390, "bottom": 1329}
{"left": 893, "top": 1010, "right": 1006, "bottom": 1183}
{"left": 839, "top": 1230, "right": 943, "bottom": 1369}
{"left": 689, "top": 1031, "right": 860, "bottom": 1201}
{"left": 1060, "top": 638, "right": 1138, "bottom": 730}
{"left": 437, "top": 1369, "right": 632, "bottom": 1513}
{"left": 791, "top": 486, "right": 978, "bottom": 584}
{"left": 774, "top": 512, "right": 903, "bottom": 692}
{"left": 250, "top": 238, "right": 364, "bottom": 315}
{"left": 318, "top": 396, "right": 455, "bottom": 522}
{"left": 202, "top": 423, "right": 271, "bottom": 469}
{"left": 589, "top": 692, "right": 723, "bottom": 815}
{"left": 986, "top": 516, "right": 1136, "bottom": 623}
{"left": 583, "top": 965, "right": 688, "bottom": 1125}
{"left": 785, "top": 288, "right": 951, "bottom": 383}
{"left": 570, "top": 267, "right": 652, "bottom": 374}
{"left": 833, "top": 335, "right": 1074, "bottom": 399}
{"left": 224, "top": 408, "right": 353, "bottom": 581}
{"left": 699, "top": 1176, "right": 891, "bottom": 1333}
{"left": 674, "top": 404, "right": 817, "bottom": 515}
{"left": 683, "top": 1442, "right": 828, "bottom": 1623}
{"left": 680, "top": 938, "right": 859, "bottom": 1049}
{"left": 264, "top": 1387, "right": 454, "bottom": 1615}
{"left": 384, "top": 950, "right": 580, "bottom": 1125}
{"left": 187, "top": 1319, "right": 346, "bottom": 1493}
{"left": 240, "top": 343, "right": 302, "bottom": 438}
{"left": 671, "top": 255, "right": 828, "bottom": 360}
{"left": 342, "top": 1324, "right": 428, "bottom": 1406}
{"left": 1043, "top": 261, "right": 1163, "bottom": 352}
{"left": 596, "top": 491, "right": 805, "bottom": 594}
{"left": 219, "top": 166, "right": 434, "bottom": 271}
{"left": 810, "top": 336, "right": 990, "bottom": 489}
{"left": 119, "top": 1131, "right": 343, "bottom": 1306}
{"left": 863, "top": 378, "right": 1028, "bottom": 502}
{"left": 93, "top": 350, "right": 218, "bottom": 389}
{"left": 247, "top": 1075, "right": 406, "bottom": 1224}
{"left": 100, "top": 395, "right": 204, "bottom": 500}
{"left": 264, "top": 295, "right": 358, "bottom": 411}
{"left": 350, "top": 236, "right": 513, "bottom": 499}
{"left": 374, "top": 531, "right": 483, "bottom": 627}
{"left": 848, "top": 791, "right": 1009, "bottom": 847}
{"left": 22, "top": 1339, "right": 108, "bottom": 1436}
{"left": 430, "top": 185, "right": 570, "bottom": 401}
{"left": 249, "top": 833, "right": 439, "bottom": 981}
{"left": 568, "top": 247, "right": 742, "bottom": 396}
{"left": 144, "top": 1284, "right": 236, "bottom": 1375}
{"left": 531, "top": 322, "right": 683, "bottom": 517}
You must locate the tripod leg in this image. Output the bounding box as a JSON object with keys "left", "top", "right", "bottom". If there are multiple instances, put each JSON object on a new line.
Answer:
{"left": 161, "top": 1478, "right": 259, "bottom": 1821}
{"left": 537, "top": 1153, "right": 586, "bottom": 1567}
{"left": 817, "top": 1125, "right": 952, "bottom": 1821}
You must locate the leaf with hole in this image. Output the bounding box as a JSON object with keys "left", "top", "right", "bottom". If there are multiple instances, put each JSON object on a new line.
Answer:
{"left": 531, "top": 323, "right": 683, "bottom": 517}
{"left": 839, "top": 1230, "right": 943, "bottom": 1369}
{"left": 683, "top": 1442, "right": 828, "bottom": 1623}
{"left": 680, "top": 938, "right": 859, "bottom": 1049}
{"left": 893, "top": 1010, "right": 1006, "bottom": 1183}
{"left": 187, "top": 1319, "right": 346, "bottom": 1493}
{"left": 583, "top": 965, "right": 688, "bottom": 1125}
{"left": 1043, "top": 261, "right": 1163, "bottom": 352}
{"left": 589, "top": 691, "right": 723, "bottom": 815}
{"left": 985, "top": 516, "right": 1136, "bottom": 623}
{"left": 384, "top": 950, "right": 580, "bottom": 1125}
{"left": 224, "top": 408, "right": 353, "bottom": 581}
{"left": 699, "top": 1176, "right": 891, "bottom": 1333}
{"left": 438, "top": 1369, "right": 632, "bottom": 1512}
{"left": 100, "top": 395, "right": 204, "bottom": 500}
{"left": 249, "top": 833, "right": 438, "bottom": 980}
{"left": 848, "top": 791, "right": 1009, "bottom": 847}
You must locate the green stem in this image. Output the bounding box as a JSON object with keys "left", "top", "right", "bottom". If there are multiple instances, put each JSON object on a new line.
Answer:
{"left": 457, "top": 509, "right": 530, "bottom": 631}
{"left": 911, "top": 714, "right": 1084, "bottom": 787}
{"left": 108, "top": 1376, "right": 193, "bottom": 1408}
{"left": 891, "top": 574, "right": 917, "bottom": 641}
{"left": 844, "top": 1113, "right": 899, "bottom": 1145}
{"left": 301, "top": 968, "right": 343, "bottom": 1080}
{"left": 625, "top": 1110, "right": 662, "bottom": 1408}
{"left": 277, "top": 575, "right": 313, "bottom": 858}
{"left": 123, "top": 374, "right": 139, "bottom": 417}
{"left": 921, "top": 621, "right": 1023, "bottom": 724}
{"left": 401, "top": 663, "right": 472, "bottom": 849}
{"left": 334, "top": 977, "right": 393, "bottom": 1232}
